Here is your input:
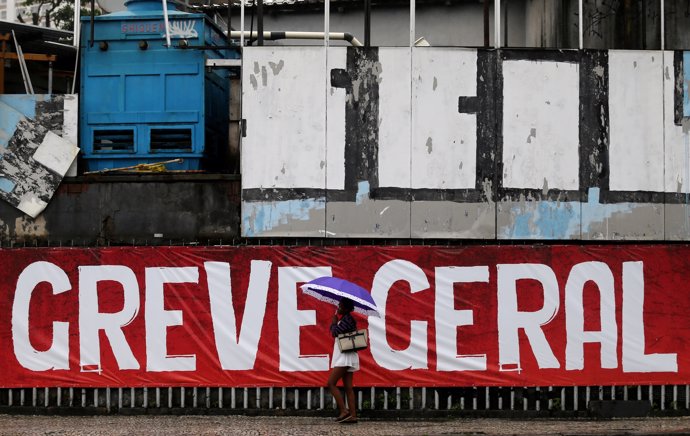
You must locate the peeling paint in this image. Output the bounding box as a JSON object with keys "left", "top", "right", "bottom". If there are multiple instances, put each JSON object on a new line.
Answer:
{"left": 269, "top": 60, "right": 284, "bottom": 75}
{"left": 426, "top": 137, "right": 433, "bottom": 154}
{"left": 261, "top": 66, "right": 268, "bottom": 86}
{"left": 356, "top": 180, "right": 370, "bottom": 205}
{"left": 14, "top": 214, "right": 48, "bottom": 238}
{"left": 501, "top": 196, "right": 579, "bottom": 239}
{"left": 242, "top": 198, "right": 326, "bottom": 237}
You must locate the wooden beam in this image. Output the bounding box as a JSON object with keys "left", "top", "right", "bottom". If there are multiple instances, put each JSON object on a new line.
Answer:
{"left": 0, "top": 52, "right": 57, "bottom": 62}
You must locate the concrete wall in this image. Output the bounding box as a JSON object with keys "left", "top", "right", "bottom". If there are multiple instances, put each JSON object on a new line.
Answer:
{"left": 0, "top": 176, "right": 241, "bottom": 245}
{"left": 241, "top": 47, "right": 690, "bottom": 240}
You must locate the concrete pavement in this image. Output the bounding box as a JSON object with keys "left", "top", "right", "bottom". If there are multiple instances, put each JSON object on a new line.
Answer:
{"left": 1, "top": 415, "right": 690, "bottom": 435}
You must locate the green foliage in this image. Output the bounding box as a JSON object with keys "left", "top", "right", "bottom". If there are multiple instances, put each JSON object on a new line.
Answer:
{"left": 18, "top": 0, "right": 100, "bottom": 32}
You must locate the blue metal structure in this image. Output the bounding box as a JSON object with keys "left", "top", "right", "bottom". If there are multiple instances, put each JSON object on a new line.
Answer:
{"left": 79, "top": 0, "right": 235, "bottom": 171}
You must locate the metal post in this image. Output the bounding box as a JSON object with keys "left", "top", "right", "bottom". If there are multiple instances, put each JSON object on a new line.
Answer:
{"left": 494, "top": 0, "right": 500, "bottom": 48}
{"left": 409, "top": 0, "right": 415, "bottom": 47}
{"left": 240, "top": 0, "right": 245, "bottom": 46}
{"left": 324, "top": 0, "right": 329, "bottom": 47}
{"left": 257, "top": 0, "right": 263, "bottom": 46}
{"left": 660, "top": 0, "right": 664, "bottom": 50}
{"left": 578, "top": 0, "right": 583, "bottom": 49}
{"left": 48, "top": 61, "right": 53, "bottom": 94}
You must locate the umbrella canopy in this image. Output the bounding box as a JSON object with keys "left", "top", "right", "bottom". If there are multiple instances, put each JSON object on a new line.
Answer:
{"left": 300, "top": 276, "right": 380, "bottom": 317}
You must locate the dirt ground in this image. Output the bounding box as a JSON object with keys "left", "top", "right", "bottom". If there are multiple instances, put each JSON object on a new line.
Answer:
{"left": 0, "top": 415, "right": 690, "bottom": 435}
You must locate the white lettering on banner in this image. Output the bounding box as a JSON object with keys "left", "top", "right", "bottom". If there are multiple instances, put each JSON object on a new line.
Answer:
{"left": 12, "top": 261, "right": 71, "bottom": 371}
{"left": 565, "top": 262, "right": 617, "bottom": 370}
{"left": 277, "top": 266, "right": 331, "bottom": 372}
{"left": 369, "top": 259, "right": 430, "bottom": 370}
{"left": 145, "top": 267, "right": 199, "bottom": 372}
{"left": 497, "top": 264, "right": 560, "bottom": 370}
{"left": 206, "top": 261, "right": 272, "bottom": 370}
{"left": 8, "top": 258, "right": 678, "bottom": 375}
{"left": 622, "top": 261, "right": 677, "bottom": 373}
{"left": 435, "top": 266, "right": 489, "bottom": 371}
{"left": 79, "top": 266, "right": 141, "bottom": 372}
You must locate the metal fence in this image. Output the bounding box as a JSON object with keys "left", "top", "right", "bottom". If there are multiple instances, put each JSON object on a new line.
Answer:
{"left": 0, "top": 385, "right": 688, "bottom": 415}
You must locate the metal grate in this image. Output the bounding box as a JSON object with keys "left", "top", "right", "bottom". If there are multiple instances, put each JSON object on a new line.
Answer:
{"left": 0, "top": 385, "right": 685, "bottom": 414}
{"left": 150, "top": 128, "right": 193, "bottom": 152}
{"left": 93, "top": 130, "right": 135, "bottom": 153}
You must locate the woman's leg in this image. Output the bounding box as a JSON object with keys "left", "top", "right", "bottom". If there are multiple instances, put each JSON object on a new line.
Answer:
{"left": 327, "top": 367, "right": 349, "bottom": 417}
{"left": 343, "top": 371, "right": 357, "bottom": 419}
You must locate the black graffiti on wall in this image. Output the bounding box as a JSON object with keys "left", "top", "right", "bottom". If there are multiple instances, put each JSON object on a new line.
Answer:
{"left": 243, "top": 48, "right": 687, "bottom": 205}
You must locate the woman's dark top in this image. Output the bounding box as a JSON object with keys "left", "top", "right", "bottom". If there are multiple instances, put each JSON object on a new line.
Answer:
{"left": 330, "top": 313, "right": 357, "bottom": 337}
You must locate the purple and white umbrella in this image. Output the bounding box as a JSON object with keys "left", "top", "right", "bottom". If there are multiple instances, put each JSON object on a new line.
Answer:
{"left": 301, "top": 276, "right": 380, "bottom": 317}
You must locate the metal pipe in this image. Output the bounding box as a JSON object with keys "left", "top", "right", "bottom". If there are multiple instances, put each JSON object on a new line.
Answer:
{"left": 11, "top": 30, "right": 33, "bottom": 94}
{"left": 71, "top": 40, "right": 79, "bottom": 94}
{"left": 226, "top": 0, "right": 231, "bottom": 45}
{"left": 89, "top": 0, "right": 95, "bottom": 47}
{"left": 73, "top": 0, "right": 81, "bottom": 47}
{"left": 227, "top": 31, "right": 363, "bottom": 46}
{"left": 162, "top": 0, "right": 172, "bottom": 47}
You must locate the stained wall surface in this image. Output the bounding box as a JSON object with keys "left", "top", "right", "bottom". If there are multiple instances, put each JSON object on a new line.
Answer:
{"left": 241, "top": 48, "right": 690, "bottom": 240}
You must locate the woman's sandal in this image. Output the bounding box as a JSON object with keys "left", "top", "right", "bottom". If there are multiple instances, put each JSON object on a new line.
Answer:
{"left": 334, "top": 414, "right": 350, "bottom": 423}
{"left": 339, "top": 416, "right": 358, "bottom": 424}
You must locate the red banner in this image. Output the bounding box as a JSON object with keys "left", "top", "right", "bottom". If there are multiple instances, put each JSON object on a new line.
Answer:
{"left": 0, "top": 245, "right": 687, "bottom": 387}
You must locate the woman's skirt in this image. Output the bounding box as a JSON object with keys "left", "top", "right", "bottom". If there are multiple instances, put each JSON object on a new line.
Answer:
{"left": 331, "top": 339, "right": 360, "bottom": 372}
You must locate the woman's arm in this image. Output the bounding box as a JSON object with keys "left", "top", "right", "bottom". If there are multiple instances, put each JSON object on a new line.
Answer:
{"left": 330, "top": 314, "right": 356, "bottom": 337}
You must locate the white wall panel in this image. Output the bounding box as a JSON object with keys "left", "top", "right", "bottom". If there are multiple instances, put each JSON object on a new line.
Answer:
{"left": 608, "top": 51, "right": 664, "bottom": 192}
{"left": 378, "top": 48, "right": 412, "bottom": 188}
{"left": 242, "top": 47, "right": 326, "bottom": 189}
{"left": 326, "top": 48, "right": 347, "bottom": 190}
{"left": 502, "top": 59, "right": 579, "bottom": 190}
{"left": 411, "top": 48, "right": 477, "bottom": 189}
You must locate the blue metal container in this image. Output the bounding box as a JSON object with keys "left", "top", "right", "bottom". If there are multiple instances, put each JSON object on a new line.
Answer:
{"left": 80, "top": 0, "right": 235, "bottom": 171}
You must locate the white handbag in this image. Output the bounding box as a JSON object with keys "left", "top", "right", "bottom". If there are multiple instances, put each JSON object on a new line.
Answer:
{"left": 337, "top": 329, "right": 368, "bottom": 352}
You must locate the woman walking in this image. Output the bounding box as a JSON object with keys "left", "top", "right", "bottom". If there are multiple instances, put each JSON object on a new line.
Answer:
{"left": 327, "top": 298, "right": 359, "bottom": 424}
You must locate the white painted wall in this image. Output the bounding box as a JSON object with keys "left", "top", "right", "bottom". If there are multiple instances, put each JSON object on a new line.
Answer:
{"left": 242, "top": 47, "right": 326, "bottom": 189}
{"left": 378, "top": 47, "right": 411, "bottom": 188}
{"left": 502, "top": 59, "right": 579, "bottom": 190}
{"left": 411, "top": 48, "right": 478, "bottom": 189}
{"left": 608, "top": 51, "right": 664, "bottom": 192}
